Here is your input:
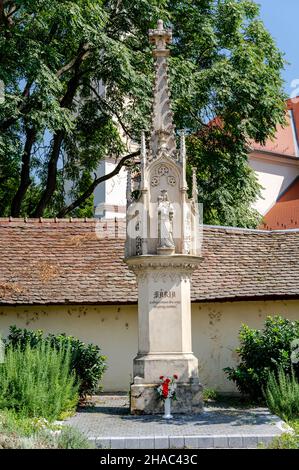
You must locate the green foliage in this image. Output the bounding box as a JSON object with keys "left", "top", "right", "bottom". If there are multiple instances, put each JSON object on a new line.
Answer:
{"left": 6, "top": 325, "right": 107, "bottom": 398}
{"left": 265, "top": 420, "right": 299, "bottom": 449}
{"left": 264, "top": 366, "right": 299, "bottom": 422}
{"left": 224, "top": 316, "right": 299, "bottom": 401}
{"left": 202, "top": 388, "right": 219, "bottom": 401}
{"left": 55, "top": 426, "right": 93, "bottom": 449}
{"left": 0, "top": 341, "right": 79, "bottom": 420}
{"left": 0, "top": 1, "right": 286, "bottom": 225}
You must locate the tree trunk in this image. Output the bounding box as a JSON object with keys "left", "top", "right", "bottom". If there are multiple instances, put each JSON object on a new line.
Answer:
{"left": 31, "top": 71, "right": 82, "bottom": 217}
{"left": 31, "top": 130, "right": 64, "bottom": 218}
{"left": 10, "top": 127, "right": 36, "bottom": 217}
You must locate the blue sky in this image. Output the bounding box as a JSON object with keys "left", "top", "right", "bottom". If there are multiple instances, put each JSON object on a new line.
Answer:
{"left": 257, "top": 0, "right": 299, "bottom": 97}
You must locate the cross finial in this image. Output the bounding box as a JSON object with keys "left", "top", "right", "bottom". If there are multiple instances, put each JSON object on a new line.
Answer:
{"left": 149, "top": 19, "right": 172, "bottom": 55}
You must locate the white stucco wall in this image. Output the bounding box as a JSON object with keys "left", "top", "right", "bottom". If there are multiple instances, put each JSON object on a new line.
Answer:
{"left": 0, "top": 300, "right": 298, "bottom": 393}
{"left": 93, "top": 159, "right": 127, "bottom": 219}
{"left": 249, "top": 153, "right": 299, "bottom": 216}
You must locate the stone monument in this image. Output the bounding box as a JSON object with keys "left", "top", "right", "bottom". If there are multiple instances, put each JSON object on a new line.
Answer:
{"left": 125, "top": 20, "right": 203, "bottom": 414}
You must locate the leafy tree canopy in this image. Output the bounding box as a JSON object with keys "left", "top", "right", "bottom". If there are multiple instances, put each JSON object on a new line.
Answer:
{"left": 0, "top": 0, "right": 286, "bottom": 226}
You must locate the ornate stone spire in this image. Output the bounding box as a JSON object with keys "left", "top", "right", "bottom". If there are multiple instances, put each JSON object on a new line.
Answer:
{"left": 148, "top": 20, "right": 177, "bottom": 160}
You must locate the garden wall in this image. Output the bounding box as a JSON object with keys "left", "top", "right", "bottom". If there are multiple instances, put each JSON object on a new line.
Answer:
{"left": 0, "top": 300, "right": 299, "bottom": 393}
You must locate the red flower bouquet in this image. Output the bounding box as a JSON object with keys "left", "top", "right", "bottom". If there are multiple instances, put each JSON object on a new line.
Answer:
{"left": 157, "top": 375, "right": 178, "bottom": 400}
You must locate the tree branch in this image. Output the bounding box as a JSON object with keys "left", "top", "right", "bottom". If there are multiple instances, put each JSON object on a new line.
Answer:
{"left": 0, "top": 0, "right": 18, "bottom": 28}
{"left": 31, "top": 64, "right": 85, "bottom": 217}
{"left": 87, "top": 83, "right": 134, "bottom": 140}
{"left": 57, "top": 150, "right": 139, "bottom": 218}
{"left": 56, "top": 43, "right": 90, "bottom": 78}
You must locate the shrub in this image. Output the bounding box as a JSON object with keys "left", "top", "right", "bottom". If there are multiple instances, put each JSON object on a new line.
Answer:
{"left": 202, "top": 388, "right": 218, "bottom": 401}
{"left": 55, "top": 426, "right": 93, "bottom": 449}
{"left": 264, "top": 420, "right": 299, "bottom": 449}
{"left": 0, "top": 410, "right": 94, "bottom": 449}
{"left": 6, "top": 326, "right": 107, "bottom": 398}
{"left": 264, "top": 366, "right": 299, "bottom": 422}
{"left": 224, "top": 316, "right": 299, "bottom": 401}
{"left": 0, "top": 341, "right": 78, "bottom": 420}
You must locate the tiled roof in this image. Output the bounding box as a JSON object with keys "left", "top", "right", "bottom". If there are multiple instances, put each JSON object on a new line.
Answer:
{"left": 252, "top": 98, "right": 299, "bottom": 157}
{"left": 261, "top": 177, "right": 299, "bottom": 230}
{"left": 1, "top": 218, "right": 299, "bottom": 305}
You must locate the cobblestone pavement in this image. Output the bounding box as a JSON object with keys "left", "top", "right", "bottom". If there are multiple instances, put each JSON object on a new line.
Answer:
{"left": 65, "top": 395, "right": 287, "bottom": 448}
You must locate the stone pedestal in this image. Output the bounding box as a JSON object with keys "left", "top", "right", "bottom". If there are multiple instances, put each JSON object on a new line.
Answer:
{"left": 125, "top": 255, "right": 203, "bottom": 414}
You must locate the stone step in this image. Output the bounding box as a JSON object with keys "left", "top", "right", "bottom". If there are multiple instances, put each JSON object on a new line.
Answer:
{"left": 89, "top": 433, "right": 281, "bottom": 449}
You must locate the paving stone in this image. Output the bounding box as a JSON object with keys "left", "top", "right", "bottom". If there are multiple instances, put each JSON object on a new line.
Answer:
{"left": 228, "top": 435, "right": 243, "bottom": 448}
{"left": 96, "top": 437, "right": 111, "bottom": 449}
{"left": 184, "top": 436, "right": 198, "bottom": 449}
{"left": 155, "top": 436, "right": 169, "bottom": 449}
{"left": 242, "top": 435, "right": 258, "bottom": 448}
{"left": 214, "top": 436, "right": 228, "bottom": 448}
{"left": 125, "top": 437, "right": 139, "bottom": 449}
{"left": 169, "top": 437, "right": 184, "bottom": 449}
{"left": 65, "top": 395, "right": 285, "bottom": 450}
{"left": 110, "top": 437, "right": 125, "bottom": 449}
{"left": 139, "top": 437, "right": 155, "bottom": 449}
{"left": 197, "top": 437, "right": 214, "bottom": 448}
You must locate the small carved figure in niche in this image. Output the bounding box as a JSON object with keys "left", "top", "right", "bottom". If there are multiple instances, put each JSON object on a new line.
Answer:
{"left": 157, "top": 190, "right": 175, "bottom": 249}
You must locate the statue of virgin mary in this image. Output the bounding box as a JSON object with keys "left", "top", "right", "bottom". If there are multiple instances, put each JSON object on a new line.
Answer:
{"left": 157, "top": 190, "right": 175, "bottom": 249}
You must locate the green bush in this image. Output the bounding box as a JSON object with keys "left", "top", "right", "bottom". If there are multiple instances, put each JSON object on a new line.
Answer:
{"left": 0, "top": 342, "right": 78, "bottom": 420}
{"left": 202, "top": 388, "right": 219, "bottom": 401}
{"left": 264, "top": 366, "right": 299, "bottom": 422}
{"left": 224, "top": 316, "right": 299, "bottom": 401}
{"left": 265, "top": 420, "right": 299, "bottom": 449}
{"left": 6, "top": 326, "right": 107, "bottom": 399}
{"left": 55, "top": 426, "right": 93, "bottom": 449}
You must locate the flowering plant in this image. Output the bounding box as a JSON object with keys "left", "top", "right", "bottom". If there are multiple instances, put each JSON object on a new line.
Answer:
{"left": 157, "top": 375, "right": 178, "bottom": 400}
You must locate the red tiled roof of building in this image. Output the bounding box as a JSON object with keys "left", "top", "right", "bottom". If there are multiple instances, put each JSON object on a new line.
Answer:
{"left": 252, "top": 98, "right": 299, "bottom": 157}
{"left": 1, "top": 218, "right": 299, "bottom": 305}
{"left": 261, "top": 177, "right": 299, "bottom": 230}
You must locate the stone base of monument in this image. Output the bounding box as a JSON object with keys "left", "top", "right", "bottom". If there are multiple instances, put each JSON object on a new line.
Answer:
{"left": 130, "top": 380, "right": 203, "bottom": 415}
{"left": 132, "top": 353, "right": 200, "bottom": 383}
